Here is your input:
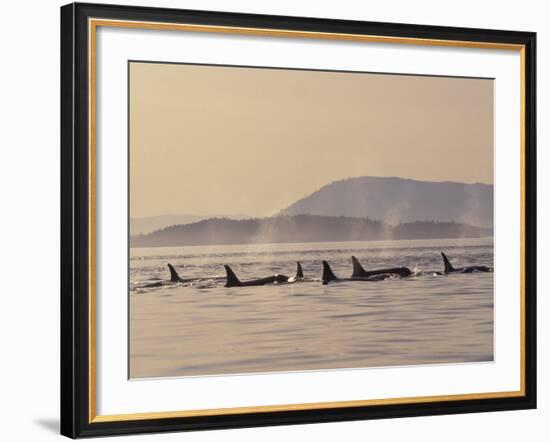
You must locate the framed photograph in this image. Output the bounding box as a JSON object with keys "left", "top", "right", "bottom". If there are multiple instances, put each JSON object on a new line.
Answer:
{"left": 60, "top": 2, "right": 536, "bottom": 438}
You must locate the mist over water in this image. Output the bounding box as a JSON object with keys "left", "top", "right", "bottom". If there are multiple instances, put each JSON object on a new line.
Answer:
{"left": 130, "top": 237, "right": 493, "bottom": 378}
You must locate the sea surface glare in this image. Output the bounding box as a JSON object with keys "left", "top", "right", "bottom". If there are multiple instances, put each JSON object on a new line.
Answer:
{"left": 129, "top": 238, "right": 493, "bottom": 378}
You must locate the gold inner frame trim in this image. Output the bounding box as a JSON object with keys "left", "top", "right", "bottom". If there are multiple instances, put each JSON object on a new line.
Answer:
{"left": 88, "top": 17, "right": 527, "bottom": 424}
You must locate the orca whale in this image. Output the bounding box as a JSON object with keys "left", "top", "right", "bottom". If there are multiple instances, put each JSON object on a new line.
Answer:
{"left": 351, "top": 256, "right": 411, "bottom": 278}
{"left": 136, "top": 263, "right": 223, "bottom": 289}
{"left": 224, "top": 262, "right": 304, "bottom": 287}
{"left": 440, "top": 252, "right": 493, "bottom": 274}
{"left": 322, "top": 260, "right": 390, "bottom": 285}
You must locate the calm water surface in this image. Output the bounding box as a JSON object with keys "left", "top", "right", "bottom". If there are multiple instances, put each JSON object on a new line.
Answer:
{"left": 130, "top": 238, "right": 493, "bottom": 378}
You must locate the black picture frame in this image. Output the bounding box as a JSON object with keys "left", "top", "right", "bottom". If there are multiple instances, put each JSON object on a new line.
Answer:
{"left": 61, "top": 2, "right": 537, "bottom": 438}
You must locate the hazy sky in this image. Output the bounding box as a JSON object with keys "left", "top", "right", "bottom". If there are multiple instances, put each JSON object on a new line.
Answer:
{"left": 130, "top": 62, "right": 493, "bottom": 218}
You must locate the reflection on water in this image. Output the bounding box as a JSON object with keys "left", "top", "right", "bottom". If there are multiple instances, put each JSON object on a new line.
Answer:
{"left": 129, "top": 238, "right": 493, "bottom": 378}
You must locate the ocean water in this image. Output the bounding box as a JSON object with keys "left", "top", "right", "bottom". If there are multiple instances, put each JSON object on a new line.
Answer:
{"left": 129, "top": 237, "right": 493, "bottom": 378}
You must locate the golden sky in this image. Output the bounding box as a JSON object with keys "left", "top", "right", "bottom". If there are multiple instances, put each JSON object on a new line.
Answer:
{"left": 130, "top": 62, "right": 493, "bottom": 218}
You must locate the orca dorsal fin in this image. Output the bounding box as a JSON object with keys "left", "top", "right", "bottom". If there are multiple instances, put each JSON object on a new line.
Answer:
{"left": 351, "top": 256, "right": 367, "bottom": 277}
{"left": 167, "top": 264, "right": 181, "bottom": 282}
{"left": 224, "top": 265, "right": 242, "bottom": 287}
{"left": 322, "top": 261, "right": 338, "bottom": 284}
{"left": 296, "top": 262, "right": 304, "bottom": 279}
{"left": 441, "top": 252, "right": 455, "bottom": 273}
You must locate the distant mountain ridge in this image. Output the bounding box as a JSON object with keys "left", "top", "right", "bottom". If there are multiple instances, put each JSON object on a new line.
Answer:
{"left": 279, "top": 176, "right": 493, "bottom": 228}
{"left": 130, "top": 213, "right": 249, "bottom": 235}
{"left": 131, "top": 215, "right": 492, "bottom": 248}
